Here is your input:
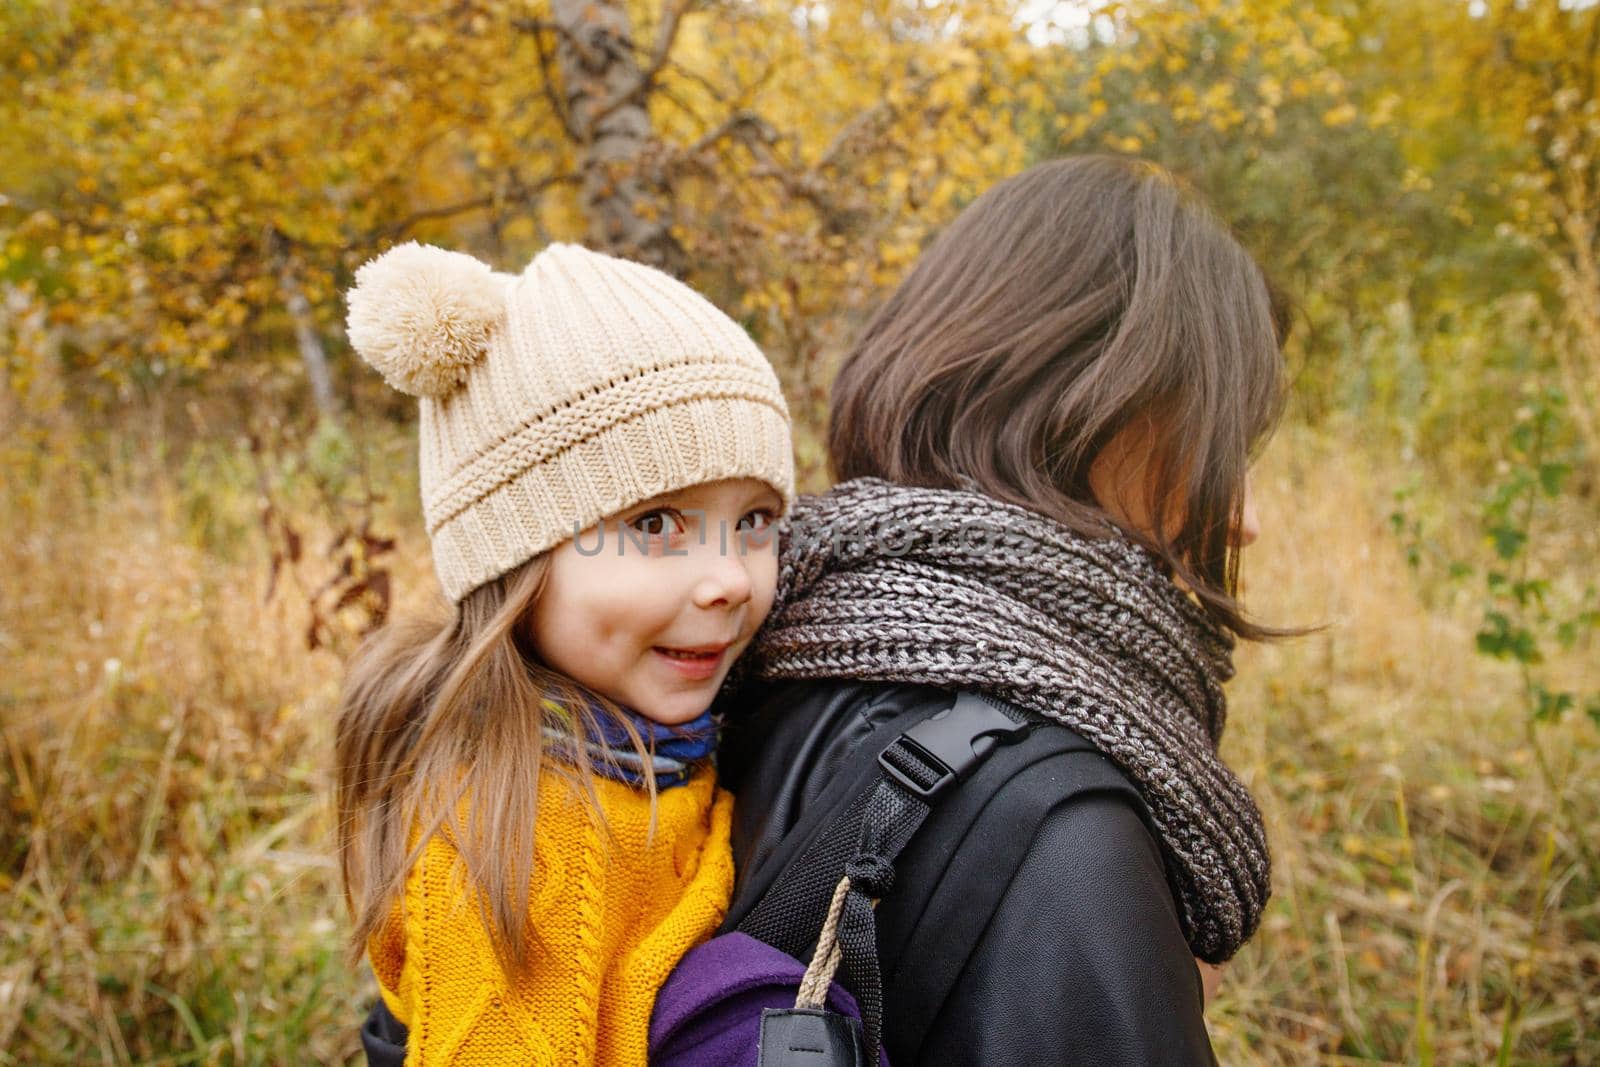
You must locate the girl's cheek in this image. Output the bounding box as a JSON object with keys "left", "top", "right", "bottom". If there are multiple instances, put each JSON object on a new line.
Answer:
{"left": 748, "top": 547, "right": 780, "bottom": 625}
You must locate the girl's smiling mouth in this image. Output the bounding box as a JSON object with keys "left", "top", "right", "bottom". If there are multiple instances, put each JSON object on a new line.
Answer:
{"left": 652, "top": 643, "right": 732, "bottom": 680}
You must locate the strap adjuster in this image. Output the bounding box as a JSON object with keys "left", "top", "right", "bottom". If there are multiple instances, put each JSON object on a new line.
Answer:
{"left": 877, "top": 695, "right": 1029, "bottom": 798}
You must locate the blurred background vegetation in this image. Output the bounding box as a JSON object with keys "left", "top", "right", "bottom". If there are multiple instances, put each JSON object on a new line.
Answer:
{"left": 2, "top": 0, "right": 1597, "bottom": 1062}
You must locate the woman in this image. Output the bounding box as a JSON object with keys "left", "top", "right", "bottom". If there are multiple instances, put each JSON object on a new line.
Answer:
{"left": 718, "top": 155, "right": 1289, "bottom": 1065}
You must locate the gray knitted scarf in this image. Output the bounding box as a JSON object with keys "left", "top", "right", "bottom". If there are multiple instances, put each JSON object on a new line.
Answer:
{"left": 748, "top": 477, "right": 1270, "bottom": 962}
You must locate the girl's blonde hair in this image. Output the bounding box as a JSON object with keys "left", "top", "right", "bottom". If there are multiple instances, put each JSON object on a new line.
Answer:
{"left": 334, "top": 557, "right": 654, "bottom": 981}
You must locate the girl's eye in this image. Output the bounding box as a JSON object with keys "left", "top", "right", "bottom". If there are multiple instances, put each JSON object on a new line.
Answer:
{"left": 627, "top": 508, "right": 684, "bottom": 537}
{"left": 738, "top": 509, "right": 776, "bottom": 533}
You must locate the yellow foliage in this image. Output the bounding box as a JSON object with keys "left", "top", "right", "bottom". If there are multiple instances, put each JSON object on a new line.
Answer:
{"left": 1322, "top": 102, "right": 1358, "bottom": 128}
{"left": 2, "top": 0, "right": 1038, "bottom": 406}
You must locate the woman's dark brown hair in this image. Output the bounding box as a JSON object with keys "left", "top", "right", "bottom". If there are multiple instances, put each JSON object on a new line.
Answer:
{"left": 829, "top": 155, "right": 1290, "bottom": 638}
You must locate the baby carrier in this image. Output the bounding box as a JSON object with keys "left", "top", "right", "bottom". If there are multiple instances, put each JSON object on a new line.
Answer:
{"left": 364, "top": 692, "right": 1085, "bottom": 1066}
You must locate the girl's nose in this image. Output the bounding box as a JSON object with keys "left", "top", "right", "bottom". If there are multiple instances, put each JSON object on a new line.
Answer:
{"left": 692, "top": 549, "right": 754, "bottom": 609}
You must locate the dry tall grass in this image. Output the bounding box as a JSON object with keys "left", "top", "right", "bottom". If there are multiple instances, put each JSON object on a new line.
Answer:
{"left": 1214, "top": 425, "right": 1599, "bottom": 1064}
{"left": 1, "top": 409, "right": 1595, "bottom": 1064}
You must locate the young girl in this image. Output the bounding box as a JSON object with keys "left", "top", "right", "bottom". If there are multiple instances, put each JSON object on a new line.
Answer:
{"left": 718, "top": 155, "right": 1291, "bottom": 1064}
{"left": 335, "top": 241, "right": 794, "bottom": 1064}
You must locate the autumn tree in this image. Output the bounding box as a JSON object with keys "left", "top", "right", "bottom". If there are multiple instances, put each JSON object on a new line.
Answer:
{"left": 1474, "top": 0, "right": 1600, "bottom": 467}
{"left": 1034, "top": 0, "right": 1596, "bottom": 481}
{"left": 2, "top": 0, "right": 1037, "bottom": 450}
{"left": 1318, "top": 0, "right": 1600, "bottom": 477}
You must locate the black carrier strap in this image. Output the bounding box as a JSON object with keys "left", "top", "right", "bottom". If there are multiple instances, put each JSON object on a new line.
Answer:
{"left": 740, "top": 692, "right": 1034, "bottom": 1066}
{"left": 882, "top": 744, "right": 1140, "bottom": 1057}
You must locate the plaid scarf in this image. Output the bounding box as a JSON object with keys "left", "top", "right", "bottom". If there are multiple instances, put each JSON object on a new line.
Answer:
{"left": 543, "top": 697, "right": 717, "bottom": 790}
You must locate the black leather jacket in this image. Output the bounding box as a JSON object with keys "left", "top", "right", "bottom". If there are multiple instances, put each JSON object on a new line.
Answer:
{"left": 718, "top": 679, "right": 1216, "bottom": 1066}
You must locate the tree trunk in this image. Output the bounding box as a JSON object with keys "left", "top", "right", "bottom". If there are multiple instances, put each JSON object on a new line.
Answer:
{"left": 549, "top": 0, "right": 687, "bottom": 276}
{"left": 279, "top": 260, "right": 339, "bottom": 421}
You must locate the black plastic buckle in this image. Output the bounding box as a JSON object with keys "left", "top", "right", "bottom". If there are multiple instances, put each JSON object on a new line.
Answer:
{"left": 758, "top": 1008, "right": 868, "bottom": 1066}
{"left": 877, "top": 694, "right": 1029, "bottom": 798}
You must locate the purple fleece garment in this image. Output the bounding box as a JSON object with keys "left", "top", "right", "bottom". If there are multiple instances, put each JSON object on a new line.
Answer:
{"left": 649, "top": 932, "right": 890, "bottom": 1065}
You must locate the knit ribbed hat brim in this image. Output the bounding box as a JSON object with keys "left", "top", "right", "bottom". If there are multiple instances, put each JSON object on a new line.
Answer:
{"left": 428, "top": 394, "right": 793, "bottom": 602}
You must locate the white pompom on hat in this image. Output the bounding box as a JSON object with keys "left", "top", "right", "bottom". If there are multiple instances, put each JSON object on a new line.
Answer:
{"left": 346, "top": 242, "right": 507, "bottom": 398}
{"left": 346, "top": 241, "right": 795, "bottom": 602}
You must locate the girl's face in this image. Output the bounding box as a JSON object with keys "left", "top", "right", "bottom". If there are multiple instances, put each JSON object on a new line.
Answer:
{"left": 528, "top": 478, "right": 783, "bottom": 725}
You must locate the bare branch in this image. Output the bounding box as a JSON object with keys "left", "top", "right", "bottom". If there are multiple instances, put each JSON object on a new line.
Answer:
{"left": 589, "top": 0, "right": 695, "bottom": 129}
{"left": 662, "top": 56, "right": 729, "bottom": 107}
{"left": 514, "top": 16, "right": 581, "bottom": 142}
{"left": 680, "top": 110, "right": 775, "bottom": 157}
{"left": 369, "top": 173, "right": 578, "bottom": 243}
{"left": 372, "top": 196, "right": 496, "bottom": 241}
{"left": 510, "top": 16, "right": 597, "bottom": 68}
{"left": 816, "top": 69, "right": 938, "bottom": 171}
{"left": 668, "top": 113, "right": 860, "bottom": 233}
{"left": 654, "top": 84, "right": 712, "bottom": 128}
{"left": 640, "top": 0, "right": 696, "bottom": 95}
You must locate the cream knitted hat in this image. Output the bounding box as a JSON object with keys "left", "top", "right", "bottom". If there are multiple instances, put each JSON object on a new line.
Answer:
{"left": 346, "top": 242, "right": 795, "bottom": 602}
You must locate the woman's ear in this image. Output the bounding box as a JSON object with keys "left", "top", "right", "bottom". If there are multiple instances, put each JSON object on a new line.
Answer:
{"left": 1087, "top": 417, "right": 1161, "bottom": 536}
{"left": 346, "top": 242, "right": 508, "bottom": 398}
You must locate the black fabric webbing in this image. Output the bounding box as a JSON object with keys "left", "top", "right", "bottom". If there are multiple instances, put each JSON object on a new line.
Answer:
{"left": 835, "top": 775, "right": 931, "bottom": 1063}
{"left": 739, "top": 783, "right": 877, "bottom": 960}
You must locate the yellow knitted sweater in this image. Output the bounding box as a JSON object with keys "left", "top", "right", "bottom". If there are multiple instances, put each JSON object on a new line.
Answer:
{"left": 367, "top": 767, "right": 734, "bottom": 1066}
